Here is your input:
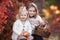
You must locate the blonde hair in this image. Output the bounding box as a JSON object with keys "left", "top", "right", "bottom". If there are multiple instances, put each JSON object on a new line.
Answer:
{"left": 16, "top": 6, "right": 28, "bottom": 19}
{"left": 26, "top": 2, "right": 39, "bottom": 15}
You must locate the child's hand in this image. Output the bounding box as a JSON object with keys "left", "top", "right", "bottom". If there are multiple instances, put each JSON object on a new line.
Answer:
{"left": 31, "top": 20, "right": 39, "bottom": 25}
{"left": 38, "top": 25, "right": 43, "bottom": 29}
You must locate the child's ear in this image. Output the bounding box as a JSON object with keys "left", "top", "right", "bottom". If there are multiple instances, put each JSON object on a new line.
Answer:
{"left": 16, "top": 14, "right": 19, "bottom": 19}
{"left": 16, "top": 13, "right": 21, "bottom": 19}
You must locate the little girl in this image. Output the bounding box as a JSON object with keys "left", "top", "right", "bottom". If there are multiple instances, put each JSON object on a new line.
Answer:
{"left": 26, "top": 2, "right": 46, "bottom": 40}
{"left": 12, "top": 6, "right": 33, "bottom": 40}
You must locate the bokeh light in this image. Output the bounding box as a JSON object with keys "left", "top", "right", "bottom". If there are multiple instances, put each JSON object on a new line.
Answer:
{"left": 54, "top": 10, "right": 60, "bottom": 14}
{"left": 42, "top": 9, "right": 51, "bottom": 18}
{"left": 50, "top": 5, "right": 58, "bottom": 10}
{"left": 50, "top": 5, "right": 55, "bottom": 10}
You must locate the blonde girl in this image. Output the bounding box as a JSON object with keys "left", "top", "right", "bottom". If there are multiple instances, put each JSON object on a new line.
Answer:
{"left": 26, "top": 2, "right": 45, "bottom": 40}
{"left": 12, "top": 6, "right": 33, "bottom": 40}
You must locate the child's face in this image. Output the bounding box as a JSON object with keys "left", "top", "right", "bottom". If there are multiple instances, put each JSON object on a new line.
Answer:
{"left": 19, "top": 13, "right": 28, "bottom": 21}
{"left": 28, "top": 7, "right": 36, "bottom": 17}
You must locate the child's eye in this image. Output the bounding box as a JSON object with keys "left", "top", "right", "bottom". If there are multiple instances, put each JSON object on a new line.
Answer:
{"left": 33, "top": 10, "right": 35, "bottom": 12}
{"left": 29, "top": 10, "right": 35, "bottom": 12}
{"left": 29, "top": 10, "right": 32, "bottom": 12}
{"left": 24, "top": 15, "right": 27, "bottom": 16}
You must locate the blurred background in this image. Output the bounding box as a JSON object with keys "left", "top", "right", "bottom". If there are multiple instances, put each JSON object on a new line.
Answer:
{"left": 0, "top": 0, "right": 60, "bottom": 40}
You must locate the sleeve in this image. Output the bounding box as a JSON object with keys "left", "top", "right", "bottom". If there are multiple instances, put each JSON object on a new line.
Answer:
{"left": 28, "top": 22, "right": 33, "bottom": 35}
{"left": 38, "top": 16, "right": 47, "bottom": 27}
{"left": 31, "top": 25, "right": 35, "bottom": 30}
{"left": 37, "top": 15, "right": 45, "bottom": 25}
{"left": 13, "top": 20, "right": 21, "bottom": 35}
